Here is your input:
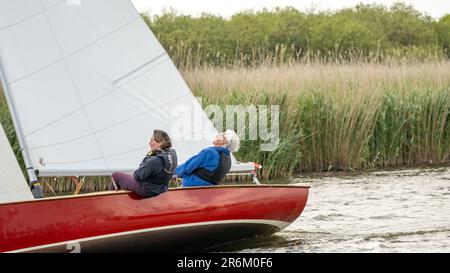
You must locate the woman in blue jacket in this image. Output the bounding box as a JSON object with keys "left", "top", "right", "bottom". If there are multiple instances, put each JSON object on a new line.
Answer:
{"left": 176, "top": 130, "right": 240, "bottom": 187}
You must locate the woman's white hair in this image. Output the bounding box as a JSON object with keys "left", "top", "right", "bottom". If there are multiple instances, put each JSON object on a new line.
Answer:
{"left": 223, "top": 130, "right": 240, "bottom": 153}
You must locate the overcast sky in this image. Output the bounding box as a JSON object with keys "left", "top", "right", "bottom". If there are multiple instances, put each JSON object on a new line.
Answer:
{"left": 130, "top": 0, "right": 450, "bottom": 19}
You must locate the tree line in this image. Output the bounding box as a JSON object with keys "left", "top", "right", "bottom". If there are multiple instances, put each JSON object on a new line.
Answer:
{"left": 143, "top": 3, "right": 450, "bottom": 67}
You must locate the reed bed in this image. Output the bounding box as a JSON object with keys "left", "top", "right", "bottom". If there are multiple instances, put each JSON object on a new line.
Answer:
{"left": 168, "top": 43, "right": 447, "bottom": 69}
{"left": 183, "top": 62, "right": 450, "bottom": 178}
{"left": 2, "top": 61, "right": 450, "bottom": 193}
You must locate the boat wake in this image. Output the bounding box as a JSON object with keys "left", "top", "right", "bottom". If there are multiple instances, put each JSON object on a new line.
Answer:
{"left": 363, "top": 228, "right": 450, "bottom": 241}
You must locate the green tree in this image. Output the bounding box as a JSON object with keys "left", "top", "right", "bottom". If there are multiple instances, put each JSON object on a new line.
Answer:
{"left": 384, "top": 3, "right": 437, "bottom": 47}
{"left": 308, "top": 10, "right": 382, "bottom": 57}
{"left": 143, "top": 3, "right": 447, "bottom": 66}
{"left": 436, "top": 14, "right": 450, "bottom": 56}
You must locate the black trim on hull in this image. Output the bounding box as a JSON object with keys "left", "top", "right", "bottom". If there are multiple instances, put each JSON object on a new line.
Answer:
{"left": 22, "top": 223, "right": 282, "bottom": 253}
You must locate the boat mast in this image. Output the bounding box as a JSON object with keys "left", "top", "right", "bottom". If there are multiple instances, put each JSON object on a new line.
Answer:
{"left": 0, "top": 57, "right": 44, "bottom": 198}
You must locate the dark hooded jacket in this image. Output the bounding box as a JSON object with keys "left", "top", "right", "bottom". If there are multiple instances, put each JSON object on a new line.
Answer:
{"left": 133, "top": 149, "right": 177, "bottom": 197}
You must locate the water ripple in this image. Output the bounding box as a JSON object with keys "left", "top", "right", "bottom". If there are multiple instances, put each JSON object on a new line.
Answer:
{"left": 233, "top": 167, "right": 450, "bottom": 253}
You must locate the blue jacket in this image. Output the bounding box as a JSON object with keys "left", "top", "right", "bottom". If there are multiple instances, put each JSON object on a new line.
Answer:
{"left": 176, "top": 147, "right": 230, "bottom": 187}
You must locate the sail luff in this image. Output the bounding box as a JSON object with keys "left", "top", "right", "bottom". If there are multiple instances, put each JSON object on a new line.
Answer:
{"left": 0, "top": 57, "right": 42, "bottom": 199}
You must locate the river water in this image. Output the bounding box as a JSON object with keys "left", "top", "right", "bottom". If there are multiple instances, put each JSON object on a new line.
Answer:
{"left": 223, "top": 167, "right": 450, "bottom": 253}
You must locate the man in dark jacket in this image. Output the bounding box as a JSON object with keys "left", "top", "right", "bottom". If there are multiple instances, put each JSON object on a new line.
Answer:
{"left": 109, "top": 129, "right": 177, "bottom": 198}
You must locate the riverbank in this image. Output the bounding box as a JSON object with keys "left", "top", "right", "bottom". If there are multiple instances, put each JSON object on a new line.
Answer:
{"left": 1, "top": 62, "right": 450, "bottom": 185}
{"left": 31, "top": 163, "right": 450, "bottom": 196}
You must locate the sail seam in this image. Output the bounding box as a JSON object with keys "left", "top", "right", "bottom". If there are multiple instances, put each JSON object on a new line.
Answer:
{"left": 27, "top": 93, "right": 191, "bottom": 151}
{"left": 39, "top": 0, "right": 110, "bottom": 169}
{"left": 24, "top": 53, "right": 169, "bottom": 138}
{"left": 8, "top": 16, "right": 141, "bottom": 86}
{"left": 63, "top": 17, "right": 142, "bottom": 57}
{"left": 29, "top": 123, "right": 213, "bottom": 165}
{"left": 114, "top": 52, "right": 167, "bottom": 84}
{"left": 0, "top": 0, "right": 66, "bottom": 32}
{"left": 36, "top": 146, "right": 147, "bottom": 165}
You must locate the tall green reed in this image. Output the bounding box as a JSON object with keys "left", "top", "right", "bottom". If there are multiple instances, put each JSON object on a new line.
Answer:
{"left": 168, "top": 42, "right": 447, "bottom": 69}
{"left": 186, "top": 62, "right": 450, "bottom": 179}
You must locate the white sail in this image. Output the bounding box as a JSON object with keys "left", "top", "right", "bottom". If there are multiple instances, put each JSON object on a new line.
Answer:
{"left": 0, "top": 0, "right": 252, "bottom": 177}
{"left": 0, "top": 123, "right": 33, "bottom": 203}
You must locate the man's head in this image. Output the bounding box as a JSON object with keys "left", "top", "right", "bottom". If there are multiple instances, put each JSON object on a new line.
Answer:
{"left": 213, "top": 130, "right": 240, "bottom": 152}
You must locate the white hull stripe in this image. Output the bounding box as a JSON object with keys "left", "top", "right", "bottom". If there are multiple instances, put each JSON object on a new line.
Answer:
{"left": 6, "top": 219, "right": 290, "bottom": 253}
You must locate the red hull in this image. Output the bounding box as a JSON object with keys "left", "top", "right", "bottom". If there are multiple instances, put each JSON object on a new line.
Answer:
{"left": 0, "top": 185, "right": 309, "bottom": 252}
